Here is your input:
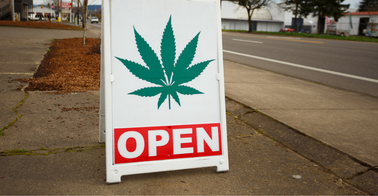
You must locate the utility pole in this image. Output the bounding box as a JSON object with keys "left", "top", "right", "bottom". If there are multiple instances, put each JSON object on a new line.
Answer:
{"left": 58, "top": 0, "right": 61, "bottom": 21}
{"left": 10, "top": 0, "right": 14, "bottom": 21}
{"left": 71, "top": 0, "right": 73, "bottom": 23}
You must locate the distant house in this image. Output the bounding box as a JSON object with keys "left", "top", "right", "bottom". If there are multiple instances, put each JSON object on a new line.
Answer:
{"left": 318, "top": 10, "right": 378, "bottom": 36}
{"left": 28, "top": 5, "right": 55, "bottom": 20}
{"left": 340, "top": 11, "right": 378, "bottom": 36}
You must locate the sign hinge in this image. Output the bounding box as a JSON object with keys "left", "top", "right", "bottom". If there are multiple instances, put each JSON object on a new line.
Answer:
{"left": 110, "top": 74, "right": 114, "bottom": 83}
{"left": 216, "top": 73, "right": 221, "bottom": 81}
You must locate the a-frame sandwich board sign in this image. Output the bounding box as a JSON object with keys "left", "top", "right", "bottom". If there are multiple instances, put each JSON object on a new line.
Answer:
{"left": 101, "top": 0, "right": 229, "bottom": 183}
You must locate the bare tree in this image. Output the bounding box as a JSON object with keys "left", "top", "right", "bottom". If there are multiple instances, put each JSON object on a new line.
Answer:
{"left": 76, "top": 0, "right": 88, "bottom": 46}
{"left": 229, "top": 0, "right": 273, "bottom": 32}
{"left": 82, "top": 0, "right": 88, "bottom": 46}
{"left": 74, "top": 0, "right": 80, "bottom": 24}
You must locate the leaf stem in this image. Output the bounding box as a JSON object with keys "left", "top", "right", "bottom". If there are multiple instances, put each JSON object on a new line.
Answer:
{"left": 169, "top": 95, "right": 171, "bottom": 110}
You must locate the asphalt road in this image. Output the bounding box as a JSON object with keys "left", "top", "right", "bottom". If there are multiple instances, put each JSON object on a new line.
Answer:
{"left": 87, "top": 21, "right": 101, "bottom": 28}
{"left": 222, "top": 32, "right": 378, "bottom": 97}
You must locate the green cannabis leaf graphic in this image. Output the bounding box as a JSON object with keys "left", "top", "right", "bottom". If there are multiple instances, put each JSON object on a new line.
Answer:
{"left": 116, "top": 16, "right": 214, "bottom": 110}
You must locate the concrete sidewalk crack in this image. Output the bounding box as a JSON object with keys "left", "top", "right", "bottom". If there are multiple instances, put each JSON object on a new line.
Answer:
{"left": 226, "top": 112, "right": 259, "bottom": 138}
{"left": 347, "top": 166, "right": 378, "bottom": 180}
{"left": 0, "top": 92, "right": 29, "bottom": 136}
{"left": 0, "top": 145, "right": 105, "bottom": 156}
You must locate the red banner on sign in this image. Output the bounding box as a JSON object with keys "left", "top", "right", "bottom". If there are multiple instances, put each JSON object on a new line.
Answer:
{"left": 60, "top": 2, "right": 72, "bottom": 8}
{"left": 114, "top": 123, "right": 222, "bottom": 164}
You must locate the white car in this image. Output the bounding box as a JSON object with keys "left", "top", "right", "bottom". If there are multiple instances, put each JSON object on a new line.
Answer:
{"left": 90, "top": 17, "right": 99, "bottom": 23}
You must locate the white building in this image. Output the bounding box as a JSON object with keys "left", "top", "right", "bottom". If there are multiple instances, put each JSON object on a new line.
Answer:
{"left": 29, "top": 5, "right": 56, "bottom": 20}
{"left": 221, "top": 1, "right": 317, "bottom": 32}
{"left": 221, "top": 1, "right": 367, "bottom": 35}
{"left": 329, "top": 11, "right": 378, "bottom": 36}
{"left": 221, "top": 1, "right": 284, "bottom": 32}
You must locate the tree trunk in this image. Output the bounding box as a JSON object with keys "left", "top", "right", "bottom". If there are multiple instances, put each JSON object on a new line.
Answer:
{"left": 294, "top": 2, "right": 298, "bottom": 32}
{"left": 317, "top": 15, "right": 322, "bottom": 35}
{"left": 76, "top": 0, "right": 79, "bottom": 22}
{"left": 248, "top": 9, "right": 254, "bottom": 33}
{"left": 83, "top": 0, "right": 88, "bottom": 46}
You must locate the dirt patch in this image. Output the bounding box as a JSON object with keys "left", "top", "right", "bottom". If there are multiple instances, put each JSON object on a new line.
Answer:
{"left": 21, "top": 38, "right": 101, "bottom": 93}
{"left": 0, "top": 21, "right": 83, "bottom": 30}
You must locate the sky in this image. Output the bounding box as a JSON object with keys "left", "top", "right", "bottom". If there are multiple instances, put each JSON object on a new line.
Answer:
{"left": 344, "top": 0, "right": 362, "bottom": 8}
{"left": 33, "top": 0, "right": 362, "bottom": 8}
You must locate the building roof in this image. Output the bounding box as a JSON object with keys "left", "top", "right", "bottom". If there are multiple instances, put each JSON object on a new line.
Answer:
{"left": 344, "top": 11, "right": 378, "bottom": 15}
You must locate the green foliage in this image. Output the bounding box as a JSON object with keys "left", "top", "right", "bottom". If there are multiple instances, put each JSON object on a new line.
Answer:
{"left": 1, "top": 145, "right": 105, "bottom": 156}
{"left": 281, "top": 0, "right": 350, "bottom": 34}
{"left": 116, "top": 16, "right": 214, "bottom": 109}
{"left": 310, "top": 0, "right": 350, "bottom": 20}
{"left": 279, "top": 0, "right": 312, "bottom": 32}
{"left": 358, "top": 0, "right": 378, "bottom": 11}
{"left": 279, "top": 0, "right": 312, "bottom": 17}
{"left": 310, "top": 0, "right": 350, "bottom": 34}
{"left": 4, "top": 149, "right": 28, "bottom": 155}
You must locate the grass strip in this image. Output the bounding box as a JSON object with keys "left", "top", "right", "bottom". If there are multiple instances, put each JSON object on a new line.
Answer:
{"left": 223, "top": 30, "right": 378, "bottom": 43}
{"left": 1, "top": 145, "right": 105, "bottom": 156}
{"left": 0, "top": 92, "right": 29, "bottom": 136}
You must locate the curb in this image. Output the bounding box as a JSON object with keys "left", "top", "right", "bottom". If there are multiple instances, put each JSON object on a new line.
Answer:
{"left": 225, "top": 97, "right": 378, "bottom": 195}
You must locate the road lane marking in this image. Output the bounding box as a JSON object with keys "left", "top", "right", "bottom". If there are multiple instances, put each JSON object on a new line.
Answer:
{"left": 223, "top": 50, "right": 378, "bottom": 84}
{"left": 266, "top": 36, "right": 301, "bottom": 40}
{"left": 223, "top": 32, "right": 324, "bottom": 44}
{"left": 232, "top": 39, "right": 263, "bottom": 44}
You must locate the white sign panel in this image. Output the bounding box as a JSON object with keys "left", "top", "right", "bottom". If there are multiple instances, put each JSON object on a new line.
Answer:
{"left": 62, "top": 8, "right": 70, "bottom": 14}
{"left": 102, "top": 0, "right": 228, "bottom": 183}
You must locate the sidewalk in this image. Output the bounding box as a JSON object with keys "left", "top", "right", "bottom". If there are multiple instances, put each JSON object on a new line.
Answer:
{"left": 0, "top": 26, "right": 375, "bottom": 194}
{"left": 224, "top": 60, "right": 378, "bottom": 166}
{"left": 224, "top": 61, "right": 378, "bottom": 194}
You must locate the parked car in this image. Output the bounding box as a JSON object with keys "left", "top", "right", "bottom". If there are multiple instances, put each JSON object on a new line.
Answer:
{"left": 279, "top": 28, "right": 294, "bottom": 32}
{"left": 28, "top": 13, "right": 46, "bottom": 21}
{"left": 90, "top": 17, "right": 99, "bottom": 23}
{"left": 28, "top": 13, "right": 39, "bottom": 21}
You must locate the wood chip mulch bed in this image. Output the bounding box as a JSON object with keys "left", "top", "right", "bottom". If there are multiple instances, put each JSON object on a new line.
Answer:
{"left": 0, "top": 21, "right": 83, "bottom": 30}
{"left": 20, "top": 38, "right": 101, "bottom": 93}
